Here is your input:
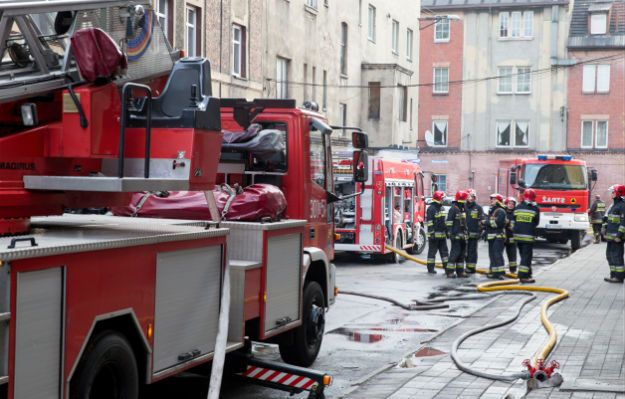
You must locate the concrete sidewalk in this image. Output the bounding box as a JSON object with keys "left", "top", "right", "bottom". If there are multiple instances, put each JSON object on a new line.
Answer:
{"left": 342, "top": 243, "right": 625, "bottom": 399}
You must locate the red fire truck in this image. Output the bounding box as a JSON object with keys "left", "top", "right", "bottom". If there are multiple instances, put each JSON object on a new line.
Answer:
{"left": 334, "top": 156, "right": 427, "bottom": 261}
{"left": 0, "top": 2, "right": 367, "bottom": 399}
{"left": 499, "top": 155, "right": 596, "bottom": 250}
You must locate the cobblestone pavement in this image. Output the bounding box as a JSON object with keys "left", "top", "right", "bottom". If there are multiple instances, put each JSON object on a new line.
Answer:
{"left": 343, "top": 242, "right": 625, "bottom": 399}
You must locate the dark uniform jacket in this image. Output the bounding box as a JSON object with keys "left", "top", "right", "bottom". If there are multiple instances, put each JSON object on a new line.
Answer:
{"left": 446, "top": 202, "right": 468, "bottom": 240}
{"left": 589, "top": 200, "right": 606, "bottom": 224}
{"left": 604, "top": 198, "right": 625, "bottom": 241}
{"left": 486, "top": 205, "right": 506, "bottom": 240}
{"left": 505, "top": 208, "right": 515, "bottom": 242}
{"left": 513, "top": 201, "right": 540, "bottom": 242}
{"left": 426, "top": 201, "right": 447, "bottom": 239}
{"left": 465, "top": 201, "right": 484, "bottom": 238}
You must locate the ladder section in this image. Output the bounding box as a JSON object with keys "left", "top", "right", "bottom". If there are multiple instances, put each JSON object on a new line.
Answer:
{"left": 0, "top": 262, "right": 10, "bottom": 385}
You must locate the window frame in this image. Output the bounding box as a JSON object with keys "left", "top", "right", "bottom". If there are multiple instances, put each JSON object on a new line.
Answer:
{"left": 398, "top": 84, "right": 407, "bottom": 122}
{"left": 434, "top": 17, "right": 450, "bottom": 42}
{"left": 155, "top": 0, "right": 173, "bottom": 40}
{"left": 590, "top": 12, "right": 608, "bottom": 35}
{"left": 185, "top": 5, "right": 199, "bottom": 57}
{"left": 391, "top": 19, "right": 399, "bottom": 54}
{"left": 497, "top": 66, "right": 514, "bottom": 94}
{"left": 368, "top": 81, "right": 381, "bottom": 120}
{"left": 431, "top": 119, "right": 449, "bottom": 147}
{"left": 499, "top": 11, "right": 533, "bottom": 39}
{"left": 433, "top": 66, "right": 449, "bottom": 94}
{"left": 433, "top": 174, "right": 447, "bottom": 193}
{"left": 596, "top": 120, "right": 608, "bottom": 148}
{"left": 368, "top": 4, "right": 376, "bottom": 42}
{"left": 231, "top": 24, "right": 247, "bottom": 78}
{"left": 306, "top": 0, "right": 318, "bottom": 10}
{"left": 496, "top": 120, "right": 530, "bottom": 148}
{"left": 516, "top": 66, "right": 531, "bottom": 94}
{"left": 581, "top": 120, "right": 594, "bottom": 149}
{"left": 340, "top": 22, "right": 348, "bottom": 76}
{"left": 581, "top": 119, "right": 609, "bottom": 149}
{"left": 583, "top": 64, "right": 611, "bottom": 94}
{"left": 276, "top": 57, "right": 290, "bottom": 99}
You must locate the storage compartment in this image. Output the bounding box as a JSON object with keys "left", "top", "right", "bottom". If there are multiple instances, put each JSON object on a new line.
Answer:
{"left": 221, "top": 220, "right": 305, "bottom": 338}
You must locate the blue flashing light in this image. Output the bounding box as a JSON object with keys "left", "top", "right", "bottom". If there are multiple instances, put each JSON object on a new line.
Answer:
{"left": 537, "top": 155, "right": 547, "bottom": 160}
{"left": 557, "top": 155, "right": 573, "bottom": 161}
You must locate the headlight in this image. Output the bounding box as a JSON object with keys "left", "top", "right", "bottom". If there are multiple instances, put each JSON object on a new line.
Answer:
{"left": 574, "top": 214, "right": 588, "bottom": 222}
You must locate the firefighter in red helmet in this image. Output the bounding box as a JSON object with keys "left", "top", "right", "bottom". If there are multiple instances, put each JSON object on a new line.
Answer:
{"left": 446, "top": 191, "right": 469, "bottom": 278}
{"left": 425, "top": 191, "right": 448, "bottom": 274}
{"left": 503, "top": 197, "right": 518, "bottom": 274}
{"left": 464, "top": 188, "right": 484, "bottom": 274}
{"left": 603, "top": 184, "right": 625, "bottom": 283}
{"left": 484, "top": 193, "right": 507, "bottom": 279}
{"left": 513, "top": 189, "right": 540, "bottom": 283}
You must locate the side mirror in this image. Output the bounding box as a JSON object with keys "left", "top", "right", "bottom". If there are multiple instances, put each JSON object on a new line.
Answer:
{"left": 509, "top": 170, "right": 517, "bottom": 185}
{"left": 352, "top": 131, "right": 369, "bottom": 149}
{"left": 431, "top": 175, "right": 438, "bottom": 183}
{"left": 590, "top": 169, "right": 598, "bottom": 182}
{"left": 353, "top": 150, "right": 369, "bottom": 183}
{"left": 518, "top": 179, "right": 526, "bottom": 188}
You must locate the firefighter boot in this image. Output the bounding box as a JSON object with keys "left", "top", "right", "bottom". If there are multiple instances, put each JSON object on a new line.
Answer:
{"left": 604, "top": 277, "right": 624, "bottom": 283}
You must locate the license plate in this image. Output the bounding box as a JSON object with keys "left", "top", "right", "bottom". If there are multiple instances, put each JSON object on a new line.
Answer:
{"left": 546, "top": 224, "right": 559, "bottom": 229}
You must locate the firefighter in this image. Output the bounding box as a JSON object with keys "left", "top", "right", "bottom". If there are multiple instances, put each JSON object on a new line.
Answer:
{"left": 465, "top": 189, "right": 483, "bottom": 274}
{"left": 425, "top": 191, "right": 448, "bottom": 274}
{"left": 446, "top": 191, "right": 469, "bottom": 278}
{"left": 483, "top": 193, "right": 507, "bottom": 279}
{"left": 588, "top": 194, "right": 606, "bottom": 243}
{"left": 504, "top": 197, "right": 518, "bottom": 274}
{"left": 513, "top": 189, "right": 540, "bottom": 283}
{"left": 603, "top": 184, "right": 625, "bottom": 283}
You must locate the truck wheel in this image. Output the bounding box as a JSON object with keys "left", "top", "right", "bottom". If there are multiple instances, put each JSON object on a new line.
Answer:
{"left": 570, "top": 231, "right": 582, "bottom": 251}
{"left": 407, "top": 226, "right": 426, "bottom": 255}
{"left": 70, "top": 330, "right": 139, "bottom": 399}
{"left": 279, "top": 282, "right": 325, "bottom": 367}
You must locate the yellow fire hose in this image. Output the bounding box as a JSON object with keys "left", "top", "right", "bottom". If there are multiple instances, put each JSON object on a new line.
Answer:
{"left": 384, "top": 244, "right": 569, "bottom": 371}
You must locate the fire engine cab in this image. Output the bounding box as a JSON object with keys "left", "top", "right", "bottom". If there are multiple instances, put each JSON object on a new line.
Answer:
{"left": 0, "top": 2, "right": 368, "bottom": 399}
{"left": 500, "top": 155, "right": 596, "bottom": 250}
{"left": 334, "top": 156, "right": 426, "bottom": 261}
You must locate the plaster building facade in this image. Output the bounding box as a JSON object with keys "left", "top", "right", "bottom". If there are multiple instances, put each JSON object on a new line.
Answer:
{"left": 418, "top": 0, "right": 573, "bottom": 199}
{"left": 566, "top": 0, "right": 625, "bottom": 195}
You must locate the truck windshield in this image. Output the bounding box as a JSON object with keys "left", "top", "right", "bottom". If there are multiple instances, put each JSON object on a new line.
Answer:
{"left": 522, "top": 164, "right": 587, "bottom": 190}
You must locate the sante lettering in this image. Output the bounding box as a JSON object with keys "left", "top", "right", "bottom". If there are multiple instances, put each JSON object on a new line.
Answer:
{"left": 0, "top": 161, "right": 36, "bottom": 170}
{"left": 541, "top": 196, "right": 565, "bottom": 204}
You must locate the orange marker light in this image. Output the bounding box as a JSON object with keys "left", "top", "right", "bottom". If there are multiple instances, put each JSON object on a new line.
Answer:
{"left": 322, "top": 375, "right": 332, "bottom": 386}
{"left": 147, "top": 323, "right": 153, "bottom": 340}
{"left": 334, "top": 286, "right": 339, "bottom": 297}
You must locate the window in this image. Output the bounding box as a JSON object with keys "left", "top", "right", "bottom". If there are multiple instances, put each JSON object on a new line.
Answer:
{"left": 433, "top": 174, "right": 447, "bottom": 193}
{"left": 590, "top": 13, "right": 608, "bottom": 35}
{"left": 406, "top": 29, "right": 413, "bottom": 61}
{"left": 276, "top": 57, "right": 289, "bottom": 98}
{"left": 583, "top": 64, "right": 610, "bottom": 93}
{"left": 398, "top": 85, "right": 407, "bottom": 122}
{"left": 496, "top": 120, "right": 529, "bottom": 147}
{"left": 368, "top": 5, "right": 376, "bottom": 42}
{"left": 432, "top": 120, "right": 448, "bottom": 146}
{"left": 322, "top": 70, "right": 327, "bottom": 110}
{"left": 312, "top": 66, "right": 317, "bottom": 101}
{"left": 339, "top": 103, "right": 347, "bottom": 132}
{"left": 581, "top": 120, "right": 609, "bottom": 149}
{"left": 309, "top": 122, "right": 327, "bottom": 188}
{"left": 497, "top": 66, "right": 513, "bottom": 93}
{"left": 185, "top": 6, "right": 199, "bottom": 57}
{"left": 368, "top": 82, "right": 381, "bottom": 120}
{"left": 516, "top": 67, "right": 531, "bottom": 93}
{"left": 511, "top": 11, "right": 521, "bottom": 37}
{"left": 523, "top": 11, "right": 533, "bottom": 37}
{"left": 232, "top": 24, "right": 246, "bottom": 78}
{"left": 433, "top": 67, "right": 449, "bottom": 93}
{"left": 392, "top": 20, "right": 399, "bottom": 54}
{"left": 409, "top": 98, "right": 413, "bottom": 130}
{"left": 499, "top": 11, "right": 533, "bottom": 38}
{"left": 155, "top": 0, "right": 172, "bottom": 39}
{"left": 306, "top": 0, "right": 318, "bottom": 9}
{"left": 340, "top": 22, "right": 348, "bottom": 75}
{"left": 499, "top": 12, "right": 509, "bottom": 37}
{"left": 434, "top": 17, "right": 450, "bottom": 41}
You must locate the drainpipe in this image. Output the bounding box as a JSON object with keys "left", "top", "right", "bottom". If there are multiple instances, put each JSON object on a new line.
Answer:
{"left": 219, "top": 0, "right": 223, "bottom": 97}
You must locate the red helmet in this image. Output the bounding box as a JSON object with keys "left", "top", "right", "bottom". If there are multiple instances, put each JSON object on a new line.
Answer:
{"left": 524, "top": 189, "right": 537, "bottom": 202}
{"left": 504, "top": 197, "right": 517, "bottom": 205}
{"left": 455, "top": 190, "right": 468, "bottom": 203}
{"left": 614, "top": 185, "right": 625, "bottom": 197}
{"left": 433, "top": 191, "right": 445, "bottom": 202}
{"left": 490, "top": 193, "right": 504, "bottom": 203}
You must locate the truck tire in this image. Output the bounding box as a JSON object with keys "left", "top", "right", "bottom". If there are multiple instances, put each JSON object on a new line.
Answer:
{"left": 279, "top": 282, "right": 325, "bottom": 367}
{"left": 70, "top": 330, "right": 139, "bottom": 399}
{"left": 570, "top": 231, "right": 582, "bottom": 251}
{"left": 407, "top": 226, "right": 426, "bottom": 255}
